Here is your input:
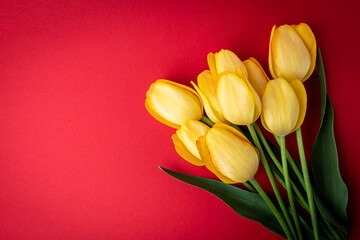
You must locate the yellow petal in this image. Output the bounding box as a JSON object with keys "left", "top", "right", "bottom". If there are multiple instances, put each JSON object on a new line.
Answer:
{"left": 212, "top": 123, "right": 251, "bottom": 144}
{"left": 192, "top": 71, "right": 228, "bottom": 123}
{"left": 235, "top": 65, "right": 247, "bottom": 80}
{"left": 290, "top": 79, "right": 307, "bottom": 132}
{"left": 145, "top": 99, "right": 180, "bottom": 129}
{"left": 268, "top": 25, "right": 277, "bottom": 79}
{"left": 260, "top": 110, "right": 273, "bottom": 135}
{"left": 291, "top": 23, "right": 317, "bottom": 82}
{"left": 271, "top": 25, "right": 311, "bottom": 81}
{"left": 172, "top": 133, "right": 204, "bottom": 166}
{"left": 192, "top": 82, "right": 221, "bottom": 123}
{"left": 244, "top": 57, "right": 269, "bottom": 98}
{"left": 177, "top": 120, "right": 210, "bottom": 159}
{"left": 236, "top": 67, "right": 262, "bottom": 122}
{"left": 215, "top": 49, "right": 248, "bottom": 77}
{"left": 205, "top": 127, "right": 259, "bottom": 182}
{"left": 197, "top": 136, "right": 238, "bottom": 184}
{"left": 146, "top": 80, "right": 203, "bottom": 127}
{"left": 262, "top": 78, "right": 300, "bottom": 136}
{"left": 217, "top": 72, "right": 255, "bottom": 125}
{"left": 207, "top": 52, "right": 217, "bottom": 79}
{"left": 212, "top": 123, "right": 260, "bottom": 161}
{"left": 197, "top": 70, "right": 217, "bottom": 100}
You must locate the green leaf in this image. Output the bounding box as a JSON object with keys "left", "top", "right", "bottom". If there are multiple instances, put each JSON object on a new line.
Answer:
{"left": 311, "top": 48, "right": 348, "bottom": 230}
{"left": 160, "top": 167, "right": 328, "bottom": 239}
{"left": 160, "top": 167, "right": 286, "bottom": 237}
{"left": 313, "top": 186, "right": 347, "bottom": 233}
{"left": 317, "top": 48, "right": 327, "bottom": 125}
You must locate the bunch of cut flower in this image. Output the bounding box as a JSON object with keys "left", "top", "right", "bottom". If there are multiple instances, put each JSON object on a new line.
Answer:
{"left": 145, "top": 23, "right": 348, "bottom": 240}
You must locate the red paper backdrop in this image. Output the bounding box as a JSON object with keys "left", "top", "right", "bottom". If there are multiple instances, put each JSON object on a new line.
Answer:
{"left": 1, "top": 0, "right": 359, "bottom": 239}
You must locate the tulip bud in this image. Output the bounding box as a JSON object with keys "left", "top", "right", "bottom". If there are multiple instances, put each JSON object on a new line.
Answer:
{"left": 207, "top": 49, "right": 248, "bottom": 78}
{"left": 145, "top": 80, "right": 203, "bottom": 129}
{"left": 197, "top": 123, "right": 260, "bottom": 183}
{"left": 244, "top": 57, "right": 270, "bottom": 98}
{"left": 261, "top": 78, "right": 307, "bottom": 136}
{"left": 172, "top": 120, "right": 210, "bottom": 166}
{"left": 191, "top": 71, "right": 228, "bottom": 124}
{"left": 217, "top": 71, "right": 261, "bottom": 125}
{"left": 269, "top": 23, "right": 316, "bottom": 82}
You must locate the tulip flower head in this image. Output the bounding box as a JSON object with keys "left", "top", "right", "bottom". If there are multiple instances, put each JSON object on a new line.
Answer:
{"left": 172, "top": 120, "right": 210, "bottom": 166}
{"left": 193, "top": 49, "right": 261, "bottom": 125}
{"left": 197, "top": 123, "right": 260, "bottom": 184}
{"left": 269, "top": 23, "right": 316, "bottom": 82}
{"left": 145, "top": 79, "right": 203, "bottom": 129}
{"left": 261, "top": 78, "right": 307, "bottom": 136}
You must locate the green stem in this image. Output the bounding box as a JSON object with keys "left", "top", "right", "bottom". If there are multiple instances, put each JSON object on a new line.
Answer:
{"left": 249, "top": 178, "right": 293, "bottom": 240}
{"left": 200, "top": 115, "right": 215, "bottom": 127}
{"left": 252, "top": 123, "right": 336, "bottom": 239}
{"left": 322, "top": 218, "right": 340, "bottom": 240}
{"left": 322, "top": 217, "right": 341, "bottom": 240}
{"left": 254, "top": 123, "right": 309, "bottom": 210}
{"left": 296, "top": 128, "right": 319, "bottom": 240}
{"left": 272, "top": 167, "right": 309, "bottom": 212}
{"left": 274, "top": 165, "right": 336, "bottom": 239}
{"left": 243, "top": 181, "right": 257, "bottom": 193}
{"left": 254, "top": 123, "right": 305, "bottom": 190}
{"left": 248, "top": 124, "right": 296, "bottom": 240}
{"left": 279, "top": 136, "right": 303, "bottom": 240}
{"left": 274, "top": 135, "right": 305, "bottom": 189}
{"left": 254, "top": 123, "right": 283, "bottom": 171}
{"left": 320, "top": 222, "right": 336, "bottom": 240}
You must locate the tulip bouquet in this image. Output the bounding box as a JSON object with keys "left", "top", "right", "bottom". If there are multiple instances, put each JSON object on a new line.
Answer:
{"left": 145, "top": 23, "right": 348, "bottom": 240}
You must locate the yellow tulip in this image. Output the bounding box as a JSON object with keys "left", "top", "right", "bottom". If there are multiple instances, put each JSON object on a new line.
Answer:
{"left": 193, "top": 50, "right": 248, "bottom": 124}
{"left": 195, "top": 50, "right": 262, "bottom": 125}
{"left": 269, "top": 23, "right": 316, "bottom": 82}
{"left": 261, "top": 78, "right": 307, "bottom": 136}
{"left": 207, "top": 49, "right": 248, "bottom": 79}
{"left": 191, "top": 70, "right": 228, "bottom": 124}
{"left": 172, "top": 120, "right": 210, "bottom": 166}
{"left": 197, "top": 123, "right": 260, "bottom": 183}
{"left": 217, "top": 70, "right": 261, "bottom": 125}
{"left": 145, "top": 80, "right": 203, "bottom": 129}
{"left": 244, "top": 57, "right": 270, "bottom": 98}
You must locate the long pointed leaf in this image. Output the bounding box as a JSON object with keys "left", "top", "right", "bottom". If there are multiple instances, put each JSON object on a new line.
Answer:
{"left": 160, "top": 167, "right": 327, "bottom": 239}
{"left": 311, "top": 48, "right": 348, "bottom": 230}
{"left": 317, "top": 48, "right": 327, "bottom": 125}
{"left": 160, "top": 167, "right": 286, "bottom": 237}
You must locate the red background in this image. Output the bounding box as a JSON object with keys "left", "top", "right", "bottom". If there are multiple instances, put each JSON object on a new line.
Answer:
{"left": 0, "top": 0, "right": 359, "bottom": 239}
